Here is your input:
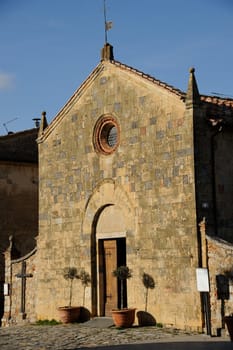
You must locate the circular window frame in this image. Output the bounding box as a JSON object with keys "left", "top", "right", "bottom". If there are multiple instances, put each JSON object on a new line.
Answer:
{"left": 93, "top": 116, "right": 120, "bottom": 155}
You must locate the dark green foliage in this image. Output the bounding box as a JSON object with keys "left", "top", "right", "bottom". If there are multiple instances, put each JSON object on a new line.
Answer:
{"left": 113, "top": 266, "right": 132, "bottom": 309}
{"left": 63, "top": 267, "right": 80, "bottom": 307}
{"left": 35, "top": 319, "right": 61, "bottom": 325}
{"left": 156, "top": 322, "right": 163, "bottom": 328}
{"left": 63, "top": 267, "right": 91, "bottom": 307}
{"left": 113, "top": 266, "right": 132, "bottom": 280}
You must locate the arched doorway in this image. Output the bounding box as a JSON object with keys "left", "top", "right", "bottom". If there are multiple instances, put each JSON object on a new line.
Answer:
{"left": 82, "top": 180, "right": 136, "bottom": 317}
{"left": 92, "top": 204, "right": 127, "bottom": 316}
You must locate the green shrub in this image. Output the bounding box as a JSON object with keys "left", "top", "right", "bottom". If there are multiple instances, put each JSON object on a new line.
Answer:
{"left": 156, "top": 322, "right": 163, "bottom": 328}
{"left": 35, "top": 319, "right": 61, "bottom": 325}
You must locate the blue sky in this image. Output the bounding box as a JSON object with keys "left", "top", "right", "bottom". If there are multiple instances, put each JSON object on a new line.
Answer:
{"left": 0, "top": 0, "right": 233, "bottom": 135}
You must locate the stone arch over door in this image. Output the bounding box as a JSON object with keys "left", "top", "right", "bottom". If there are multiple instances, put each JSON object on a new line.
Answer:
{"left": 82, "top": 179, "right": 136, "bottom": 316}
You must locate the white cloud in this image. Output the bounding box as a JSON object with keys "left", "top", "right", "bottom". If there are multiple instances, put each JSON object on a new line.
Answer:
{"left": 0, "top": 72, "right": 15, "bottom": 90}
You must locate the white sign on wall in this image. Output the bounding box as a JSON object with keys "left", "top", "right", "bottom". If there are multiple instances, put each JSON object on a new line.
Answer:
{"left": 4, "top": 283, "right": 10, "bottom": 296}
{"left": 196, "top": 268, "right": 210, "bottom": 292}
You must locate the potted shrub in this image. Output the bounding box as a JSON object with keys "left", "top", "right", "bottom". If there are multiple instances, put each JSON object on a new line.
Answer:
{"left": 57, "top": 267, "right": 81, "bottom": 323}
{"left": 79, "top": 269, "right": 91, "bottom": 307}
{"left": 111, "top": 265, "right": 136, "bottom": 328}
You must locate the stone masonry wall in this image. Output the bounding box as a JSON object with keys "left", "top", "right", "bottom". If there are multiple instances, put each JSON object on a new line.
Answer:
{"left": 207, "top": 236, "right": 233, "bottom": 335}
{"left": 2, "top": 247, "right": 37, "bottom": 326}
{"left": 0, "top": 162, "right": 38, "bottom": 323}
{"left": 0, "top": 162, "right": 38, "bottom": 256}
{"left": 37, "top": 61, "right": 201, "bottom": 330}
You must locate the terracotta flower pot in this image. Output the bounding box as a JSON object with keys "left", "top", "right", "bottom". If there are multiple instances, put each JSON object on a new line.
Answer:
{"left": 112, "top": 308, "right": 136, "bottom": 328}
{"left": 58, "top": 306, "right": 81, "bottom": 323}
{"left": 225, "top": 316, "right": 233, "bottom": 342}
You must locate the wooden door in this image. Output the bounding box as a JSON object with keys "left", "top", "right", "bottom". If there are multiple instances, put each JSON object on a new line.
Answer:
{"left": 103, "top": 240, "right": 118, "bottom": 316}
{"left": 99, "top": 238, "right": 126, "bottom": 316}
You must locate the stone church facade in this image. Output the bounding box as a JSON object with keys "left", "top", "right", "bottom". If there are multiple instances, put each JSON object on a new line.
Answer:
{"left": 2, "top": 44, "right": 233, "bottom": 333}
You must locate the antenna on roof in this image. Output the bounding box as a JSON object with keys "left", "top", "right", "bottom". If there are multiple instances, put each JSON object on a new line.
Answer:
{"left": 3, "top": 117, "right": 19, "bottom": 134}
{"left": 104, "top": 0, "right": 113, "bottom": 44}
{"left": 211, "top": 92, "right": 233, "bottom": 98}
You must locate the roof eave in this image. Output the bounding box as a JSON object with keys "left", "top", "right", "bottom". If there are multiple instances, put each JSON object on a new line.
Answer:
{"left": 38, "top": 59, "right": 188, "bottom": 143}
{"left": 37, "top": 62, "right": 105, "bottom": 143}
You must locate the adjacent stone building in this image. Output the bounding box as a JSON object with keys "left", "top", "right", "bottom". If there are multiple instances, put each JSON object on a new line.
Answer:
{"left": 0, "top": 129, "right": 38, "bottom": 324}
{"left": 2, "top": 44, "right": 233, "bottom": 334}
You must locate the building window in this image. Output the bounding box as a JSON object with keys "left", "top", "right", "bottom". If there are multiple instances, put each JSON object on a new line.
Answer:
{"left": 107, "top": 126, "right": 117, "bottom": 147}
{"left": 93, "top": 116, "right": 120, "bottom": 155}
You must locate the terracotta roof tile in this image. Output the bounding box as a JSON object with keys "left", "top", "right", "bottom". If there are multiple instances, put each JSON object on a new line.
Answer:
{"left": 112, "top": 60, "right": 186, "bottom": 100}
{"left": 40, "top": 59, "right": 233, "bottom": 140}
{"left": 201, "top": 95, "right": 233, "bottom": 107}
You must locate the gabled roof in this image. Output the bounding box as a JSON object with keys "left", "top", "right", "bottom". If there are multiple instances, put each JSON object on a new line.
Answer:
{"left": 38, "top": 44, "right": 233, "bottom": 141}
{"left": 0, "top": 128, "right": 38, "bottom": 163}
{"left": 38, "top": 59, "right": 186, "bottom": 142}
{"left": 111, "top": 60, "right": 185, "bottom": 99}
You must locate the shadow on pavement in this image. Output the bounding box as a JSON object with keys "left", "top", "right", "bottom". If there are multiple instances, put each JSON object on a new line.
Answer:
{"left": 76, "top": 340, "right": 232, "bottom": 350}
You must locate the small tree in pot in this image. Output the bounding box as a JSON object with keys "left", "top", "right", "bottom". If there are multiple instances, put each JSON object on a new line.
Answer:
{"left": 58, "top": 267, "right": 81, "bottom": 323}
{"left": 112, "top": 265, "right": 135, "bottom": 327}
{"left": 79, "top": 269, "right": 91, "bottom": 307}
{"left": 64, "top": 267, "right": 79, "bottom": 307}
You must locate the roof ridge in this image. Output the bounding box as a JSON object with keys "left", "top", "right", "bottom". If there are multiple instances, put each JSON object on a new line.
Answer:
{"left": 111, "top": 60, "right": 233, "bottom": 106}
{"left": 39, "top": 58, "right": 233, "bottom": 142}
{"left": 0, "top": 128, "right": 38, "bottom": 139}
{"left": 38, "top": 63, "right": 105, "bottom": 141}
{"left": 111, "top": 59, "right": 186, "bottom": 100}
{"left": 39, "top": 59, "right": 187, "bottom": 141}
{"left": 201, "top": 94, "right": 233, "bottom": 106}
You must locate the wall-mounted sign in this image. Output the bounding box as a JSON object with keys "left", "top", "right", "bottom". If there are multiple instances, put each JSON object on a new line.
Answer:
{"left": 196, "top": 268, "right": 210, "bottom": 292}
{"left": 4, "top": 283, "right": 10, "bottom": 296}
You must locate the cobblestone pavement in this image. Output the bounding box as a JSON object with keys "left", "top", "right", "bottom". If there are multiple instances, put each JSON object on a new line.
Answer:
{"left": 0, "top": 323, "right": 230, "bottom": 350}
